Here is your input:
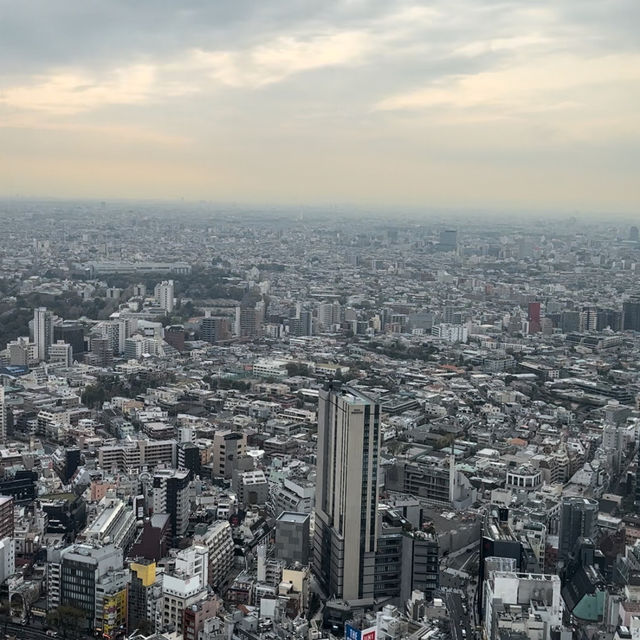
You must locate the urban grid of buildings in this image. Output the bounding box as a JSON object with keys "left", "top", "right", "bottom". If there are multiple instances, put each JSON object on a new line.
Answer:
{"left": 0, "top": 202, "right": 639, "bottom": 640}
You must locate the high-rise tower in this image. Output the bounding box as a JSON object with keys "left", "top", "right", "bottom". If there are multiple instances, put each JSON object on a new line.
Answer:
{"left": 558, "top": 496, "right": 598, "bottom": 563}
{"left": 313, "top": 383, "right": 381, "bottom": 600}
{"left": 33, "top": 307, "right": 54, "bottom": 361}
{"left": 0, "top": 387, "right": 6, "bottom": 443}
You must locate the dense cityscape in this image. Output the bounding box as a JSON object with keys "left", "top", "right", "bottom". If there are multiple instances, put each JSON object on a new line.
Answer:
{"left": 0, "top": 202, "right": 639, "bottom": 640}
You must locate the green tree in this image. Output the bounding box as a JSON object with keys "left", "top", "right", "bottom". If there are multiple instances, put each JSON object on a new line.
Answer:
{"left": 0, "top": 599, "right": 10, "bottom": 639}
{"left": 46, "top": 605, "right": 87, "bottom": 640}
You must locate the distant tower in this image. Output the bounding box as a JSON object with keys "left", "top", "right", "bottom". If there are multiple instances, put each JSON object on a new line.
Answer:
{"left": 0, "top": 387, "right": 6, "bottom": 443}
{"left": 33, "top": 307, "right": 54, "bottom": 361}
{"left": 154, "top": 280, "right": 175, "bottom": 313}
{"left": 528, "top": 302, "right": 542, "bottom": 334}
{"left": 623, "top": 296, "right": 640, "bottom": 331}
{"left": 630, "top": 226, "right": 639, "bottom": 242}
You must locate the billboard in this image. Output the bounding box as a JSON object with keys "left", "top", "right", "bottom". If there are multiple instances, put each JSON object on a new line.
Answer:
{"left": 345, "top": 625, "right": 376, "bottom": 640}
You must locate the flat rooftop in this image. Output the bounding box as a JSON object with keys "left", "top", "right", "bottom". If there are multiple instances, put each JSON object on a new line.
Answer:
{"left": 276, "top": 512, "right": 309, "bottom": 524}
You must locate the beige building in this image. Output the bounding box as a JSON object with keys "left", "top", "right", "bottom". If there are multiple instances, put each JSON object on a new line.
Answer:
{"left": 212, "top": 430, "right": 246, "bottom": 479}
{"left": 313, "top": 384, "right": 381, "bottom": 601}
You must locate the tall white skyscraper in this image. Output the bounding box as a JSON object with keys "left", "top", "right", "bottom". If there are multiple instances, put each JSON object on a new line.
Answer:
{"left": 313, "top": 383, "right": 381, "bottom": 601}
{"left": 154, "top": 280, "right": 175, "bottom": 313}
{"left": 33, "top": 307, "right": 54, "bottom": 362}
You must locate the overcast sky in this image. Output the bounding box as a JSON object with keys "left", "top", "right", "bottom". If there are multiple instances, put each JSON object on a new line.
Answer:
{"left": 1, "top": 0, "right": 638, "bottom": 213}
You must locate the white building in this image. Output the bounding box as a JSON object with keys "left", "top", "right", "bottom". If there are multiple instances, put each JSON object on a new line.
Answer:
{"left": 193, "top": 520, "right": 235, "bottom": 590}
{"left": 0, "top": 537, "right": 15, "bottom": 583}
{"left": 80, "top": 495, "right": 137, "bottom": 551}
{"left": 154, "top": 280, "right": 175, "bottom": 313}
{"left": 252, "top": 359, "right": 290, "bottom": 378}
{"left": 160, "top": 572, "right": 207, "bottom": 634}
{"left": 483, "top": 571, "right": 563, "bottom": 640}
{"left": 175, "top": 544, "right": 208, "bottom": 587}
{"left": 431, "top": 323, "right": 468, "bottom": 343}
{"left": 48, "top": 341, "right": 73, "bottom": 367}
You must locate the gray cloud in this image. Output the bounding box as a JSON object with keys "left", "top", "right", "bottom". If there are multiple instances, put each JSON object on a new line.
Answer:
{"left": 0, "top": 0, "right": 638, "bottom": 211}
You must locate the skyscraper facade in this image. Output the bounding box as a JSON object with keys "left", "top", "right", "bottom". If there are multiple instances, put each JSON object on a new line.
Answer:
{"left": 313, "top": 383, "right": 381, "bottom": 601}
{"left": 154, "top": 280, "right": 175, "bottom": 313}
{"left": 558, "top": 496, "right": 598, "bottom": 563}
{"left": 528, "top": 301, "right": 542, "bottom": 334}
{"left": 200, "top": 316, "right": 231, "bottom": 343}
{"left": 33, "top": 306, "right": 54, "bottom": 361}
{"left": 0, "top": 387, "right": 6, "bottom": 443}
{"left": 152, "top": 468, "right": 191, "bottom": 541}
{"left": 623, "top": 297, "right": 640, "bottom": 331}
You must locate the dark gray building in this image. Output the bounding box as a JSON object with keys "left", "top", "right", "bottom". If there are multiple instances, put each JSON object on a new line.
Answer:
{"left": 558, "top": 497, "right": 598, "bottom": 563}
{"left": 623, "top": 298, "right": 640, "bottom": 331}
{"left": 274, "top": 511, "right": 310, "bottom": 565}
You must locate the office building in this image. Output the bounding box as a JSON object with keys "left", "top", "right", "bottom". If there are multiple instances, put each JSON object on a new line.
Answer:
{"left": 7, "top": 337, "right": 38, "bottom": 366}
{"left": 178, "top": 442, "right": 201, "bottom": 476}
{"left": 95, "top": 567, "right": 129, "bottom": 639}
{"left": 33, "top": 307, "right": 54, "bottom": 361}
{"left": 89, "top": 336, "right": 113, "bottom": 368}
{"left": 152, "top": 468, "right": 191, "bottom": 541}
{"left": 478, "top": 507, "right": 537, "bottom": 617}
{"left": 0, "top": 496, "right": 14, "bottom": 539}
{"left": 53, "top": 322, "right": 85, "bottom": 357}
{"left": 193, "top": 520, "right": 235, "bottom": 590}
{"left": 483, "top": 571, "right": 563, "bottom": 640}
{"left": 80, "top": 495, "right": 137, "bottom": 552}
{"left": 98, "top": 439, "right": 176, "bottom": 471}
{"left": 623, "top": 297, "right": 640, "bottom": 331}
{"left": 164, "top": 325, "right": 186, "bottom": 352}
{"left": 375, "top": 509, "right": 439, "bottom": 603}
{"left": 182, "top": 595, "right": 222, "bottom": 640}
{"left": 0, "top": 387, "right": 6, "bottom": 443}
{"left": 431, "top": 323, "right": 468, "bottom": 343}
{"left": 175, "top": 544, "right": 209, "bottom": 587}
{"left": 0, "top": 536, "right": 15, "bottom": 584}
{"left": 234, "top": 305, "right": 262, "bottom": 338}
{"left": 48, "top": 341, "right": 73, "bottom": 367}
{"left": 313, "top": 384, "right": 381, "bottom": 601}
{"left": 60, "top": 447, "right": 81, "bottom": 483}
{"left": 161, "top": 572, "right": 208, "bottom": 635}
{"left": 528, "top": 302, "right": 542, "bottom": 334}
{"left": 270, "top": 476, "right": 315, "bottom": 517}
{"left": 558, "top": 497, "right": 598, "bottom": 564}
{"left": 318, "top": 301, "right": 342, "bottom": 330}
{"left": 48, "top": 543, "right": 124, "bottom": 633}
{"left": 128, "top": 559, "right": 158, "bottom": 632}
{"left": 275, "top": 512, "right": 310, "bottom": 565}
{"left": 212, "top": 431, "right": 246, "bottom": 479}
{"left": 0, "top": 469, "right": 38, "bottom": 502}
{"left": 154, "top": 280, "right": 175, "bottom": 313}
{"left": 289, "top": 306, "right": 313, "bottom": 337}
{"left": 200, "top": 316, "right": 231, "bottom": 344}
{"left": 97, "top": 318, "right": 129, "bottom": 354}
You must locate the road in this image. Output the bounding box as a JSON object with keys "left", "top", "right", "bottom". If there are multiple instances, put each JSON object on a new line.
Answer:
{"left": 4, "top": 621, "right": 50, "bottom": 639}
{"left": 445, "top": 592, "right": 473, "bottom": 640}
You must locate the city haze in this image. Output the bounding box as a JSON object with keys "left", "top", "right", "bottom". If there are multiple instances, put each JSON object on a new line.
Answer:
{"left": 1, "top": 0, "right": 639, "bottom": 213}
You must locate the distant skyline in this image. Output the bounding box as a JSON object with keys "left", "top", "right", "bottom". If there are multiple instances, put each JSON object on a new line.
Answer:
{"left": 1, "top": 0, "right": 639, "bottom": 213}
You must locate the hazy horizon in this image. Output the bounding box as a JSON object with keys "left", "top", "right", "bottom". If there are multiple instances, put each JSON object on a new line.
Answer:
{"left": 1, "top": 0, "right": 639, "bottom": 214}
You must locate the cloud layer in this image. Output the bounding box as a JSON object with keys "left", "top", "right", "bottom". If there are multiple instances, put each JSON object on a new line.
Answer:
{"left": 0, "top": 0, "right": 638, "bottom": 212}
